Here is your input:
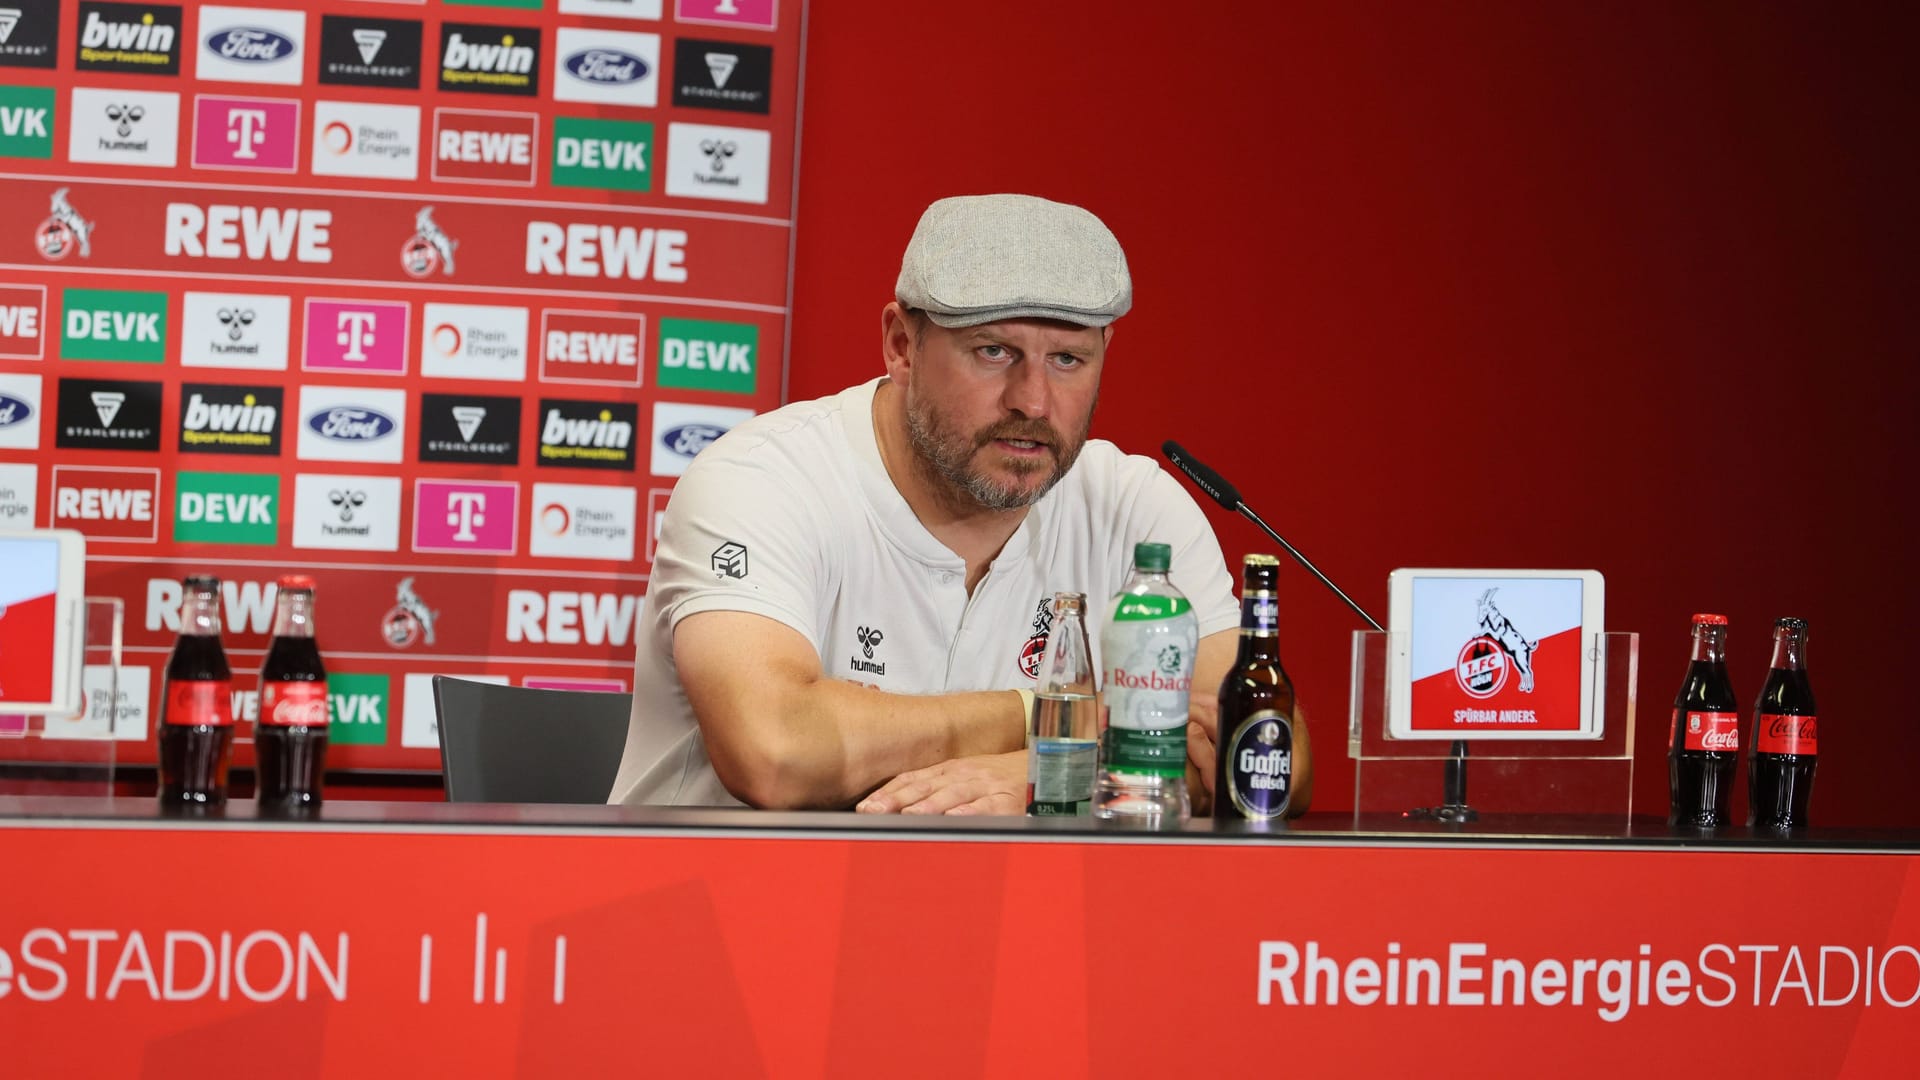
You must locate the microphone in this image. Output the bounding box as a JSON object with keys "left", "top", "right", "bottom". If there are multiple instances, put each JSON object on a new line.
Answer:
{"left": 1161, "top": 440, "right": 1385, "bottom": 633}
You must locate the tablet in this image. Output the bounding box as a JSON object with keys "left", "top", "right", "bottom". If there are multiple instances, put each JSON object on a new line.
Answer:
{"left": 1386, "top": 568, "right": 1604, "bottom": 741}
{"left": 0, "top": 529, "right": 87, "bottom": 717}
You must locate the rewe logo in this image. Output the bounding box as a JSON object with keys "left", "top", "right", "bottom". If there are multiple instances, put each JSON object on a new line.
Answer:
{"left": 165, "top": 201, "right": 330, "bottom": 261}
{"left": 438, "top": 23, "right": 540, "bottom": 97}
{"left": 506, "top": 590, "right": 643, "bottom": 646}
{"left": 144, "top": 575, "right": 278, "bottom": 634}
{"left": 540, "top": 310, "right": 644, "bottom": 386}
{"left": 432, "top": 108, "right": 537, "bottom": 185}
{"left": 0, "top": 284, "right": 46, "bottom": 359}
{"left": 53, "top": 465, "right": 161, "bottom": 542}
{"left": 525, "top": 221, "right": 688, "bottom": 282}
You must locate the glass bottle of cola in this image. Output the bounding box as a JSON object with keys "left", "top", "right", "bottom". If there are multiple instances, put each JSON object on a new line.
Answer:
{"left": 1026, "top": 592, "right": 1099, "bottom": 816}
{"left": 256, "top": 575, "right": 329, "bottom": 811}
{"left": 1749, "top": 617, "right": 1817, "bottom": 829}
{"left": 159, "top": 575, "right": 236, "bottom": 807}
{"left": 1216, "top": 555, "right": 1296, "bottom": 822}
{"left": 1668, "top": 613, "right": 1740, "bottom": 828}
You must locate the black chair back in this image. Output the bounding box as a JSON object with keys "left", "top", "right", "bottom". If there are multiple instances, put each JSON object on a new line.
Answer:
{"left": 431, "top": 676, "right": 631, "bottom": 803}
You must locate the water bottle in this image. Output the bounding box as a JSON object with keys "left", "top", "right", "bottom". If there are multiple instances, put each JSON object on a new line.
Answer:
{"left": 1027, "top": 592, "right": 1098, "bottom": 816}
{"left": 1094, "top": 541, "right": 1195, "bottom": 825}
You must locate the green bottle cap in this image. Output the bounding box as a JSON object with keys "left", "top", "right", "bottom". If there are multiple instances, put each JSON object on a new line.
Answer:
{"left": 1133, "top": 541, "right": 1172, "bottom": 573}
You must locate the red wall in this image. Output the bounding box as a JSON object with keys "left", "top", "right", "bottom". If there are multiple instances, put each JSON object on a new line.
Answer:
{"left": 785, "top": 3, "right": 1920, "bottom": 824}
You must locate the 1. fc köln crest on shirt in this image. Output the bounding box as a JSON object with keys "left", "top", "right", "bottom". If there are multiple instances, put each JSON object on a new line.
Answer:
{"left": 1017, "top": 596, "right": 1052, "bottom": 680}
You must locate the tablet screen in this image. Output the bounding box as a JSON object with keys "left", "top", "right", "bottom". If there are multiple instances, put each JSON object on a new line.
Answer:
{"left": 1408, "top": 575, "right": 1585, "bottom": 734}
{"left": 0, "top": 536, "right": 61, "bottom": 705}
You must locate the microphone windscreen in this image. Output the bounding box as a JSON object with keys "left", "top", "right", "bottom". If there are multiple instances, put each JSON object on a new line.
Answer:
{"left": 1161, "top": 440, "right": 1242, "bottom": 510}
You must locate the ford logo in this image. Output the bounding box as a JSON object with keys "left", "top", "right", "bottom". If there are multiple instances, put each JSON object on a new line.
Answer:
{"left": 663, "top": 424, "right": 726, "bottom": 457}
{"left": 208, "top": 27, "right": 296, "bottom": 63}
{"left": 309, "top": 407, "right": 396, "bottom": 442}
{"left": 565, "top": 49, "right": 648, "bottom": 85}
{"left": 0, "top": 394, "right": 31, "bottom": 428}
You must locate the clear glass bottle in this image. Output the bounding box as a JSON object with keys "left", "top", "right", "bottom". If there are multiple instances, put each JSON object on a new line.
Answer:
{"left": 1093, "top": 541, "right": 1195, "bottom": 826}
{"left": 1027, "top": 592, "right": 1099, "bottom": 816}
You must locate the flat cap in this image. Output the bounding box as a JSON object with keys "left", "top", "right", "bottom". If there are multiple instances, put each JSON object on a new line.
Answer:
{"left": 895, "top": 194, "right": 1132, "bottom": 329}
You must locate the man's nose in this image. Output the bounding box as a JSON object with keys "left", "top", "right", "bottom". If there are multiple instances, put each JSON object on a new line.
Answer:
{"left": 1002, "top": 357, "right": 1050, "bottom": 419}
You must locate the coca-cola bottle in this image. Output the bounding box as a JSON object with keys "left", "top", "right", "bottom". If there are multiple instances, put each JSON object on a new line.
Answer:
{"left": 1749, "top": 617, "right": 1817, "bottom": 829}
{"left": 159, "top": 575, "right": 235, "bottom": 807}
{"left": 256, "top": 576, "right": 329, "bottom": 812}
{"left": 1668, "top": 613, "right": 1741, "bottom": 828}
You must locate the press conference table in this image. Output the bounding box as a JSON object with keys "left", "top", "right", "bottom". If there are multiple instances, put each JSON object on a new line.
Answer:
{"left": 1, "top": 797, "right": 1915, "bottom": 1078}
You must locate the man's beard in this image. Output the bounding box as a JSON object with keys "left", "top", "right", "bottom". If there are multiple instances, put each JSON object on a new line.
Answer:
{"left": 905, "top": 395, "right": 1092, "bottom": 512}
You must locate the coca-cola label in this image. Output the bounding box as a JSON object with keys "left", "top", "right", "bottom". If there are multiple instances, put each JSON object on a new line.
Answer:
{"left": 1755, "top": 713, "right": 1817, "bottom": 756}
{"left": 164, "top": 680, "right": 235, "bottom": 726}
{"left": 260, "top": 680, "right": 329, "bottom": 727}
{"left": 1680, "top": 710, "right": 1740, "bottom": 752}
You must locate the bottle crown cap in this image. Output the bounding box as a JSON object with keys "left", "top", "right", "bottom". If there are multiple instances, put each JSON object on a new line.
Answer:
{"left": 1774, "top": 616, "right": 1808, "bottom": 631}
{"left": 183, "top": 574, "right": 221, "bottom": 589}
{"left": 1243, "top": 553, "right": 1281, "bottom": 567}
{"left": 278, "top": 574, "right": 316, "bottom": 591}
{"left": 1132, "top": 541, "right": 1172, "bottom": 573}
{"left": 1691, "top": 613, "right": 1729, "bottom": 626}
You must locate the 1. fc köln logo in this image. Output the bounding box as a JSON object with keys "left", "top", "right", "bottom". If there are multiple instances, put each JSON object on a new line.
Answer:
{"left": 401, "top": 206, "right": 458, "bottom": 278}
{"left": 1454, "top": 588, "right": 1539, "bottom": 698}
{"left": 1018, "top": 595, "right": 1053, "bottom": 680}
{"left": 37, "top": 187, "right": 95, "bottom": 261}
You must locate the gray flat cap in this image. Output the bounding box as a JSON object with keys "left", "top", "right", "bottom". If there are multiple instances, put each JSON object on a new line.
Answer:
{"left": 895, "top": 194, "right": 1132, "bottom": 328}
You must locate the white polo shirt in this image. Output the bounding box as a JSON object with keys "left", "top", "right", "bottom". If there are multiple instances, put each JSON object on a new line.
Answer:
{"left": 609, "top": 377, "right": 1238, "bottom": 806}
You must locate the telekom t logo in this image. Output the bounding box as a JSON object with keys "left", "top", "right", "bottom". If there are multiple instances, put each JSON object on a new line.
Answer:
{"left": 445, "top": 492, "right": 486, "bottom": 542}
{"left": 226, "top": 109, "right": 269, "bottom": 160}
{"left": 714, "top": 0, "right": 740, "bottom": 11}
{"left": 336, "top": 310, "right": 377, "bottom": 362}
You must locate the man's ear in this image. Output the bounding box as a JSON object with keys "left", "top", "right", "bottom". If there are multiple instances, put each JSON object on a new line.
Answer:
{"left": 1101, "top": 324, "right": 1115, "bottom": 352}
{"left": 880, "top": 301, "right": 917, "bottom": 384}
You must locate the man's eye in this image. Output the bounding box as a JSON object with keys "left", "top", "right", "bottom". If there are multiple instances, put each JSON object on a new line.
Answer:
{"left": 979, "top": 345, "right": 1010, "bottom": 361}
{"left": 1053, "top": 354, "right": 1085, "bottom": 368}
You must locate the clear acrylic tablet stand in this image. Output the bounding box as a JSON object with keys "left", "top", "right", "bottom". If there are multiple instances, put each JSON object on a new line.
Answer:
{"left": 1347, "top": 631, "right": 1639, "bottom": 823}
{"left": 0, "top": 597, "right": 125, "bottom": 797}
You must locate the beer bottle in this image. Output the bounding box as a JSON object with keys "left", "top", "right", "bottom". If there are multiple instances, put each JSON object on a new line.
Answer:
{"left": 158, "top": 575, "right": 236, "bottom": 808}
{"left": 1749, "top": 617, "right": 1817, "bottom": 829}
{"left": 257, "top": 575, "right": 329, "bottom": 812}
{"left": 1216, "top": 555, "right": 1296, "bottom": 821}
{"left": 1026, "top": 592, "right": 1098, "bottom": 816}
{"left": 1668, "top": 613, "right": 1740, "bottom": 828}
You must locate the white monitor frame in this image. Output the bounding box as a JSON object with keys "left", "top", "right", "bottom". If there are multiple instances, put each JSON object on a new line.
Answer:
{"left": 1386, "top": 568, "right": 1605, "bottom": 741}
{"left": 0, "top": 529, "right": 88, "bottom": 718}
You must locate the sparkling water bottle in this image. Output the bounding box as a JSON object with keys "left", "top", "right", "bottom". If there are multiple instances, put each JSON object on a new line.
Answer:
{"left": 1094, "top": 541, "right": 1195, "bottom": 825}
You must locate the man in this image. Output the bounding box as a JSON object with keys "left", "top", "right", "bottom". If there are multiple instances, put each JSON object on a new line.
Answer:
{"left": 609, "top": 194, "right": 1313, "bottom": 814}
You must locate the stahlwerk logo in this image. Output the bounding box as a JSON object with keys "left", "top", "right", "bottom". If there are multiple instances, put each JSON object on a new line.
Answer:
{"left": 75, "top": 2, "right": 182, "bottom": 75}
{"left": 438, "top": 22, "right": 540, "bottom": 97}
{"left": 419, "top": 392, "right": 519, "bottom": 465}
{"left": 671, "top": 37, "right": 771, "bottom": 115}
{"left": 318, "top": 15, "right": 420, "bottom": 89}
{"left": 538, "top": 398, "right": 638, "bottom": 472}
{"left": 0, "top": 0, "right": 58, "bottom": 69}
{"left": 178, "top": 382, "right": 282, "bottom": 456}
{"left": 55, "top": 377, "right": 161, "bottom": 450}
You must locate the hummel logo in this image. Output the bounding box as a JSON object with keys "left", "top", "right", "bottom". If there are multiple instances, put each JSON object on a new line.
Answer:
{"left": 91, "top": 391, "right": 124, "bottom": 427}
{"left": 704, "top": 52, "right": 737, "bottom": 88}
{"left": 452, "top": 405, "right": 486, "bottom": 442}
{"left": 857, "top": 625, "right": 884, "bottom": 660}
{"left": 352, "top": 28, "right": 386, "bottom": 65}
{"left": 0, "top": 10, "right": 20, "bottom": 45}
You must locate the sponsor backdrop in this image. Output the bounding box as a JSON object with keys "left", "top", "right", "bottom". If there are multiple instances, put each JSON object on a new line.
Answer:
{"left": 0, "top": 826, "right": 1915, "bottom": 1076}
{"left": 0, "top": 0, "right": 802, "bottom": 771}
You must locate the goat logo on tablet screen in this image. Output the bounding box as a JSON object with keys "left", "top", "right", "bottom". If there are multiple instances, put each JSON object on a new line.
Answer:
{"left": 1410, "top": 576, "right": 1582, "bottom": 733}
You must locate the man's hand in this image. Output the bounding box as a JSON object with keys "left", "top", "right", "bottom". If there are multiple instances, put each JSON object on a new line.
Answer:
{"left": 855, "top": 751, "right": 1026, "bottom": 816}
{"left": 1187, "top": 718, "right": 1217, "bottom": 816}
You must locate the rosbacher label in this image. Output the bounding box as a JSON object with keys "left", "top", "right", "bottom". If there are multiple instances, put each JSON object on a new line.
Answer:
{"left": 1102, "top": 593, "right": 1194, "bottom": 777}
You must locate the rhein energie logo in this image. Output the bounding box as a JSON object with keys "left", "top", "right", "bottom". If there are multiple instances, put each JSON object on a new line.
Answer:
{"left": 1453, "top": 588, "right": 1539, "bottom": 699}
